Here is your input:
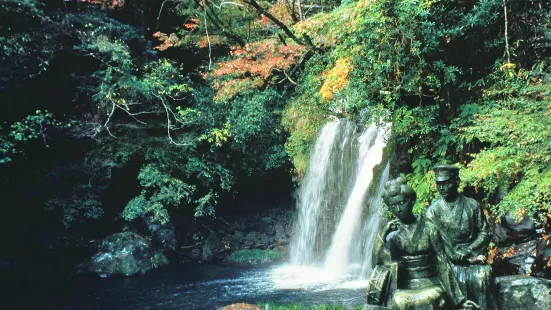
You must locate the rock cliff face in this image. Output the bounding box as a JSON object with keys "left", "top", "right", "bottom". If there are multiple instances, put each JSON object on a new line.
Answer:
{"left": 491, "top": 213, "right": 551, "bottom": 278}
{"left": 178, "top": 207, "right": 294, "bottom": 264}
{"left": 85, "top": 207, "right": 294, "bottom": 276}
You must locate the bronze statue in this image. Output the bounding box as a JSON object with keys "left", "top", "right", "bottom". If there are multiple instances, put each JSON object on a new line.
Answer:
{"left": 425, "top": 165, "right": 494, "bottom": 309}
{"left": 367, "top": 177, "right": 478, "bottom": 309}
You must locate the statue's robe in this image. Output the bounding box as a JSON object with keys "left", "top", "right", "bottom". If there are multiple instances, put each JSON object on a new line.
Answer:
{"left": 371, "top": 216, "right": 466, "bottom": 309}
{"left": 425, "top": 194, "right": 494, "bottom": 309}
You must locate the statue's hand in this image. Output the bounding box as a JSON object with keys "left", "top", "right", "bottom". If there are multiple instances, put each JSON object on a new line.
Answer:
{"left": 454, "top": 247, "right": 470, "bottom": 262}
{"left": 382, "top": 221, "right": 398, "bottom": 239}
{"left": 459, "top": 300, "right": 480, "bottom": 309}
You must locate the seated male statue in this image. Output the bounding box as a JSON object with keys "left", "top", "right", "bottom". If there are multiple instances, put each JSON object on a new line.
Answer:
{"left": 367, "top": 177, "right": 478, "bottom": 309}
{"left": 425, "top": 165, "right": 494, "bottom": 309}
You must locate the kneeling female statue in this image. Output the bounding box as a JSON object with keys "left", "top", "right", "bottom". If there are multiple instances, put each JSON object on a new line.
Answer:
{"left": 366, "top": 177, "right": 478, "bottom": 309}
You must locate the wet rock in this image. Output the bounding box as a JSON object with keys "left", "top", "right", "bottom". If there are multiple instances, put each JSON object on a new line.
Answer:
{"left": 143, "top": 214, "right": 163, "bottom": 233}
{"left": 263, "top": 225, "right": 276, "bottom": 236}
{"left": 531, "top": 238, "right": 551, "bottom": 278}
{"left": 495, "top": 275, "right": 551, "bottom": 309}
{"left": 274, "top": 223, "right": 287, "bottom": 244}
{"left": 494, "top": 213, "right": 538, "bottom": 246}
{"left": 139, "top": 214, "right": 177, "bottom": 251}
{"left": 152, "top": 223, "right": 176, "bottom": 250}
{"left": 232, "top": 230, "right": 244, "bottom": 244}
{"left": 261, "top": 233, "right": 274, "bottom": 245}
{"left": 244, "top": 232, "right": 259, "bottom": 247}
{"left": 202, "top": 233, "right": 220, "bottom": 262}
{"left": 285, "top": 221, "right": 294, "bottom": 238}
{"left": 90, "top": 232, "right": 168, "bottom": 277}
{"left": 493, "top": 240, "right": 538, "bottom": 276}
{"left": 190, "top": 248, "right": 201, "bottom": 261}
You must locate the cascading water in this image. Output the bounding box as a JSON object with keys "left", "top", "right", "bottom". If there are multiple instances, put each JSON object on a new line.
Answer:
{"left": 289, "top": 120, "right": 358, "bottom": 265}
{"left": 323, "top": 125, "right": 388, "bottom": 277}
{"left": 359, "top": 163, "right": 389, "bottom": 279}
{"left": 287, "top": 118, "right": 390, "bottom": 283}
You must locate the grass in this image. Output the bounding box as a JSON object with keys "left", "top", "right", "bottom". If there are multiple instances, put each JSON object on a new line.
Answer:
{"left": 257, "top": 302, "right": 364, "bottom": 310}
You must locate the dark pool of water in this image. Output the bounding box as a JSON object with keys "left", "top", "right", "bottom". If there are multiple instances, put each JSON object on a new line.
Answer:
{"left": 1, "top": 263, "right": 366, "bottom": 309}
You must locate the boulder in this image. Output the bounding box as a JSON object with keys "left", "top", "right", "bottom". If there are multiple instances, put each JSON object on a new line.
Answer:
{"left": 493, "top": 213, "right": 538, "bottom": 246}
{"left": 495, "top": 275, "right": 551, "bottom": 310}
{"left": 142, "top": 215, "right": 177, "bottom": 251}
{"left": 202, "top": 233, "right": 221, "bottom": 262}
{"left": 531, "top": 238, "right": 551, "bottom": 278}
{"left": 90, "top": 232, "right": 168, "bottom": 277}
{"left": 152, "top": 223, "right": 176, "bottom": 251}
{"left": 493, "top": 240, "right": 538, "bottom": 276}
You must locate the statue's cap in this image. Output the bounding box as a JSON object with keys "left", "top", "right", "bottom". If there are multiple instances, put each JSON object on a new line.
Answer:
{"left": 433, "top": 164, "right": 459, "bottom": 181}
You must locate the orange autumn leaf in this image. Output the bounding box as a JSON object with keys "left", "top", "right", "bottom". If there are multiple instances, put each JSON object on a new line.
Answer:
{"left": 319, "top": 58, "right": 352, "bottom": 100}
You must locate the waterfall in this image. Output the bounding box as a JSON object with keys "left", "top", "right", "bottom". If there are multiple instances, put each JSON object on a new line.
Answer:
{"left": 323, "top": 124, "right": 388, "bottom": 277}
{"left": 359, "top": 163, "right": 389, "bottom": 279}
{"left": 288, "top": 118, "right": 389, "bottom": 280}
{"left": 289, "top": 120, "right": 359, "bottom": 264}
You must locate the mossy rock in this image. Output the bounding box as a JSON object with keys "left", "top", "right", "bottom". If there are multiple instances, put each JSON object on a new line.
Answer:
{"left": 90, "top": 231, "right": 168, "bottom": 277}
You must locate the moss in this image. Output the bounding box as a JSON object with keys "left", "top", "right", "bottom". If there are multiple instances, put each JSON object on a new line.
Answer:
{"left": 225, "top": 248, "right": 287, "bottom": 264}
{"left": 150, "top": 251, "right": 169, "bottom": 269}
{"left": 257, "top": 302, "right": 364, "bottom": 310}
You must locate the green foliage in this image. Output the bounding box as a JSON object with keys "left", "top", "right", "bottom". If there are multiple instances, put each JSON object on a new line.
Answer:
{"left": 122, "top": 164, "right": 195, "bottom": 224}
{"left": 228, "top": 89, "right": 289, "bottom": 174}
{"left": 282, "top": 0, "right": 551, "bottom": 224}
{"left": 460, "top": 64, "right": 551, "bottom": 220}
{"left": 71, "top": 12, "right": 191, "bottom": 133}
{"left": 225, "top": 248, "right": 286, "bottom": 264}
{"left": 0, "top": 0, "right": 58, "bottom": 74}
{"left": 283, "top": 0, "right": 508, "bottom": 177}
{"left": 2, "top": 0, "right": 549, "bottom": 233}
{"left": 282, "top": 54, "right": 331, "bottom": 175}
{"left": 46, "top": 186, "right": 104, "bottom": 228}
{"left": 0, "top": 110, "right": 62, "bottom": 164}
{"left": 405, "top": 171, "right": 437, "bottom": 215}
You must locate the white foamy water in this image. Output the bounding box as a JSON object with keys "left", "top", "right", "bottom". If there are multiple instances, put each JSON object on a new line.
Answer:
{"left": 270, "top": 264, "right": 369, "bottom": 290}
{"left": 324, "top": 124, "right": 388, "bottom": 277}
{"left": 288, "top": 119, "right": 390, "bottom": 287}
{"left": 289, "top": 121, "right": 341, "bottom": 265}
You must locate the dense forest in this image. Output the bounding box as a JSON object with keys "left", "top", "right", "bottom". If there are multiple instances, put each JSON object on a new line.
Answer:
{"left": 1, "top": 0, "right": 551, "bottom": 286}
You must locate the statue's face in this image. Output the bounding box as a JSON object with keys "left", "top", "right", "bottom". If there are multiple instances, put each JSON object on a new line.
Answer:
{"left": 386, "top": 195, "right": 413, "bottom": 221}
{"left": 436, "top": 177, "right": 459, "bottom": 201}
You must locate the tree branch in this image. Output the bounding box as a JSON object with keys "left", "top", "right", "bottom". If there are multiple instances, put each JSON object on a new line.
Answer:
{"left": 196, "top": 0, "right": 246, "bottom": 47}
{"left": 242, "top": 0, "right": 321, "bottom": 51}
{"left": 153, "top": 93, "right": 191, "bottom": 146}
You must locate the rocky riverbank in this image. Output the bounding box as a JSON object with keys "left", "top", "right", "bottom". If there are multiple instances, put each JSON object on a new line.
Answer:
{"left": 83, "top": 207, "right": 295, "bottom": 276}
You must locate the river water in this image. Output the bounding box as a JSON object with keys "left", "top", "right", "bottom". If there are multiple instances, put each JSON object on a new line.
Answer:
{"left": 54, "top": 263, "right": 367, "bottom": 309}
